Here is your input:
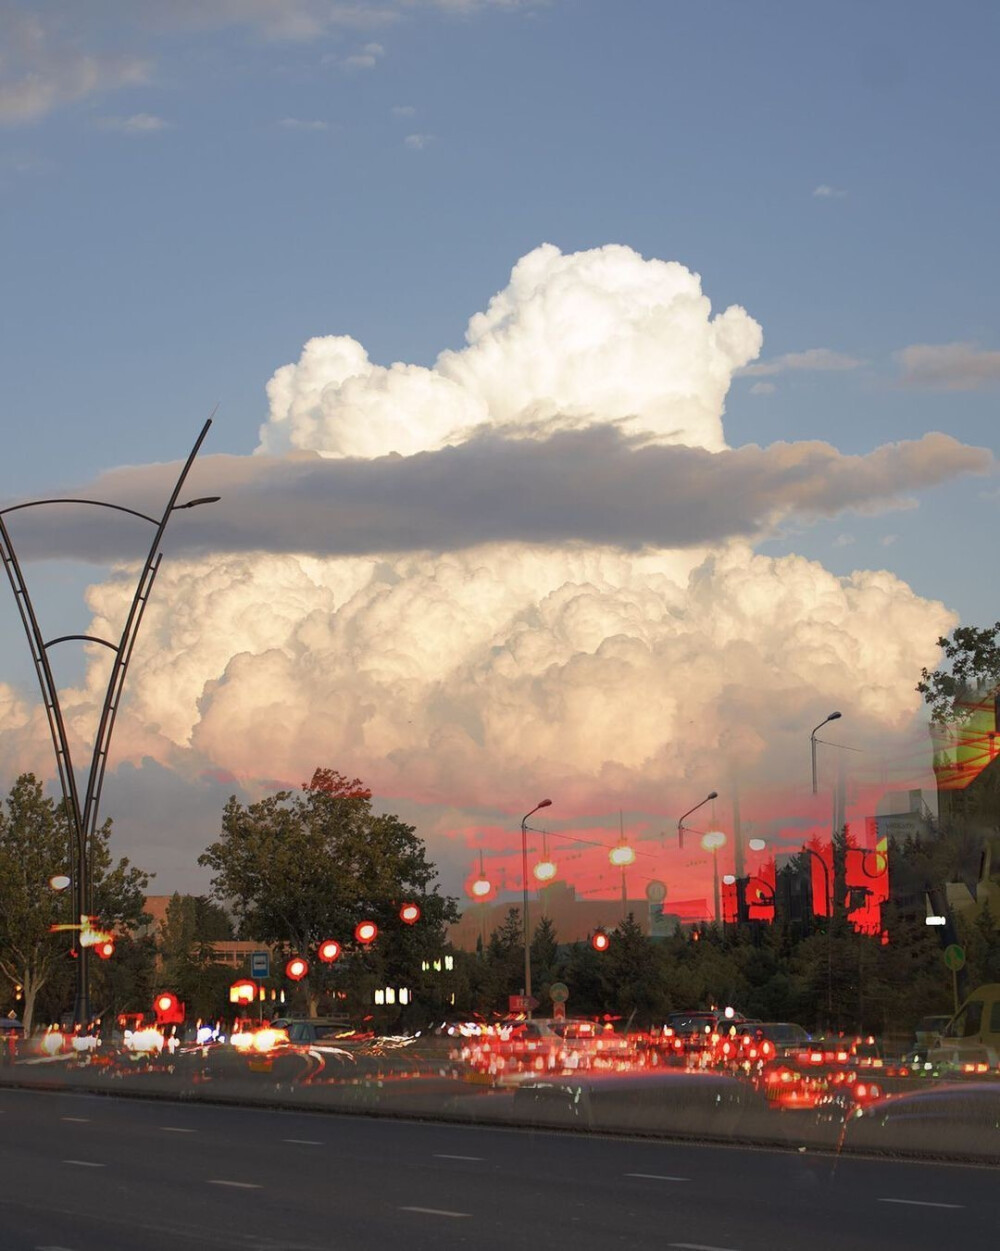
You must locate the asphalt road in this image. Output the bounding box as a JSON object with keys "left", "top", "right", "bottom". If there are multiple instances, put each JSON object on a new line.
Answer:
{"left": 0, "top": 1088, "right": 997, "bottom": 1251}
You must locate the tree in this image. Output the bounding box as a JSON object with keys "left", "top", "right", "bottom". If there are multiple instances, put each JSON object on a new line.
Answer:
{"left": 917, "top": 622, "right": 1000, "bottom": 724}
{"left": 0, "top": 773, "right": 152, "bottom": 1031}
{"left": 198, "top": 768, "right": 459, "bottom": 1018}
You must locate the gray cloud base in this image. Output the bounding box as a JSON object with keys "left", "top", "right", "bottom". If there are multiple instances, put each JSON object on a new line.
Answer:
{"left": 2, "top": 425, "right": 990, "bottom": 562}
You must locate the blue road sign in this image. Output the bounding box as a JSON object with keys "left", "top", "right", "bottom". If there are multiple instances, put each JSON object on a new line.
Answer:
{"left": 250, "top": 950, "right": 270, "bottom": 979}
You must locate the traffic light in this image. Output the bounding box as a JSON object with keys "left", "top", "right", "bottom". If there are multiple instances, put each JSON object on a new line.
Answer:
{"left": 95, "top": 939, "right": 115, "bottom": 960}
{"left": 591, "top": 930, "right": 610, "bottom": 952}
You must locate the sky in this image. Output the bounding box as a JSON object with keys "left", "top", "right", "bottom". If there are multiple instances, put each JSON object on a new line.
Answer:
{"left": 1, "top": 0, "right": 999, "bottom": 916}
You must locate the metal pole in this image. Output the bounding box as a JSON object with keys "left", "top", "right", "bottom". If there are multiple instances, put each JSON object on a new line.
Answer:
{"left": 677, "top": 791, "right": 718, "bottom": 850}
{"left": 519, "top": 799, "right": 551, "bottom": 1020}
{"left": 810, "top": 711, "right": 841, "bottom": 795}
{"left": 713, "top": 848, "right": 721, "bottom": 924}
{"left": 801, "top": 846, "right": 833, "bottom": 1025}
{"left": 0, "top": 420, "right": 216, "bottom": 1025}
{"left": 521, "top": 813, "right": 531, "bottom": 1012}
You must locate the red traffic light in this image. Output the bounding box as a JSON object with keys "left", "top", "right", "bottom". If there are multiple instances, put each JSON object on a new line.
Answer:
{"left": 156, "top": 992, "right": 177, "bottom": 1014}
{"left": 354, "top": 921, "right": 378, "bottom": 945}
{"left": 285, "top": 956, "right": 309, "bottom": 981}
{"left": 399, "top": 903, "right": 421, "bottom": 925}
{"left": 95, "top": 939, "right": 115, "bottom": 960}
{"left": 318, "top": 939, "right": 342, "bottom": 963}
{"left": 590, "top": 930, "right": 610, "bottom": 953}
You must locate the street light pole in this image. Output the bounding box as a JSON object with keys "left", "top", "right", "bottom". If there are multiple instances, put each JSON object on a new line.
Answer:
{"left": 810, "top": 712, "right": 842, "bottom": 794}
{"left": 0, "top": 420, "right": 218, "bottom": 1025}
{"left": 520, "top": 798, "right": 551, "bottom": 1019}
{"left": 677, "top": 791, "right": 718, "bottom": 849}
{"left": 800, "top": 845, "right": 834, "bottom": 1025}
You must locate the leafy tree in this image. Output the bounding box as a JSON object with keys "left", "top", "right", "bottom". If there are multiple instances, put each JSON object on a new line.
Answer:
{"left": 156, "top": 893, "right": 236, "bottom": 1022}
{"left": 0, "top": 773, "right": 152, "bottom": 1031}
{"left": 917, "top": 622, "right": 1000, "bottom": 723}
{"left": 199, "top": 768, "right": 458, "bottom": 1018}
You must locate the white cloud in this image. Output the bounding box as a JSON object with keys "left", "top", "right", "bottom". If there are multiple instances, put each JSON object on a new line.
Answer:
{"left": 342, "top": 40, "right": 386, "bottom": 68}
{"left": 813, "top": 184, "right": 847, "bottom": 198}
{"left": 97, "top": 113, "right": 172, "bottom": 133}
{"left": 258, "top": 243, "right": 762, "bottom": 458}
{"left": 895, "top": 341, "right": 1000, "bottom": 391}
{"left": 749, "top": 381, "right": 776, "bottom": 396}
{"left": 392, "top": 104, "right": 416, "bottom": 117}
{"left": 739, "top": 348, "right": 862, "bottom": 379}
{"left": 276, "top": 117, "right": 329, "bottom": 131}
{"left": 832, "top": 533, "right": 855, "bottom": 548}
{"left": 404, "top": 131, "right": 434, "bottom": 149}
{"left": 10, "top": 242, "right": 967, "bottom": 851}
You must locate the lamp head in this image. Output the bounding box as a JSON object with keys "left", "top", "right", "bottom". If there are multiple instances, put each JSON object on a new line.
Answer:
{"left": 827, "top": 711, "right": 842, "bottom": 722}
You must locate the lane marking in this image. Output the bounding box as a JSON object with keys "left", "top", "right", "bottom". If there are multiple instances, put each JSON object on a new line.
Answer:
{"left": 283, "top": 1138, "right": 324, "bottom": 1145}
{"left": 60, "top": 1117, "right": 90, "bottom": 1123}
{"left": 878, "top": 1199, "right": 964, "bottom": 1210}
{"left": 207, "top": 1180, "right": 261, "bottom": 1189}
{"left": 669, "top": 1244, "right": 740, "bottom": 1251}
{"left": 627, "top": 1173, "right": 689, "bottom": 1182}
{"left": 160, "top": 1127, "right": 196, "bottom": 1133}
{"left": 433, "top": 1153, "right": 483, "bottom": 1161}
{"left": 62, "top": 1160, "right": 104, "bottom": 1168}
{"left": 399, "top": 1206, "right": 470, "bottom": 1218}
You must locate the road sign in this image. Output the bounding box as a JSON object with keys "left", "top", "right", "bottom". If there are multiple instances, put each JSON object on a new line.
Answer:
{"left": 508, "top": 994, "right": 539, "bottom": 1013}
{"left": 250, "top": 950, "right": 270, "bottom": 980}
{"left": 943, "top": 944, "right": 965, "bottom": 972}
{"left": 645, "top": 880, "right": 667, "bottom": 904}
{"left": 549, "top": 981, "right": 569, "bottom": 1005}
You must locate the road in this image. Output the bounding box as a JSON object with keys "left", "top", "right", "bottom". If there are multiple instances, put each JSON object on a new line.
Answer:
{"left": 0, "top": 1087, "right": 996, "bottom": 1251}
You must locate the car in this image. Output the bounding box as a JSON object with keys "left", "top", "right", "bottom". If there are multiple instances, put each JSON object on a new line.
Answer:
{"left": 737, "top": 1022, "right": 811, "bottom": 1056}
{"left": 269, "top": 1017, "right": 354, "bottom": 1044}
{"left": 914, "top": 1014, "right": 952, "bottom": 1048}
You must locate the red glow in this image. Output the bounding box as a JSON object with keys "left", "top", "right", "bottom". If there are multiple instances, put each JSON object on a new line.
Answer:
{"left": 399, "top": 903, "right": 421, "bottom": 924}
{"left": 318, "top": 939, "right": 342, "bottom": 962}
{"left": 285, "top": 956, "right": 309, "bottom": 981}
{"left": 591, "top": 930, "right": 610, "bottom": 952}
{"left": 355, "top": 921, "right": 378, "bottom": 944}
{"left": 95, "top": 939, "right": 115, "bottom": 960}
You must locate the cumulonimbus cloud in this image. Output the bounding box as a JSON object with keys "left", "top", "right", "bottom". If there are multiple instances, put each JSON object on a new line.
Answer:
{"left": 0, "top": 243, "right": 969, "bottom": 876}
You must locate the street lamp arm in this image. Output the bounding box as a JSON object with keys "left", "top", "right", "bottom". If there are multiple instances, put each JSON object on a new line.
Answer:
{"left": 0, "top": 498, "right": 161, "bottom": 525}
{"left": 677, "top": 791, "right": 718, "bottom": 849}
{"left": 45, "top": 633, "right": 119, "bottom": 652}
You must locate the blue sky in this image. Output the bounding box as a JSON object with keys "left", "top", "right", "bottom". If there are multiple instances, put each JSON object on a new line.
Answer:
{"left": 1, "top": 0, "right": 998, "bottom": 900}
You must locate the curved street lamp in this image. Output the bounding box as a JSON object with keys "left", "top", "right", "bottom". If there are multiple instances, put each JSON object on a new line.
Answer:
{"left": 810, "top": 711, "right": 842, "bottom": 795}
{"left": 0, "top": 419, "right": 217, "bottom": 1024}
{"left": 520, "top": 798, "right": 552, "bottom": 1018}
{"left": 677, "top": 791, "right": 718, "bottom": 850}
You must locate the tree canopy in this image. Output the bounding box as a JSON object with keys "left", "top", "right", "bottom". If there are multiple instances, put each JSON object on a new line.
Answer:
{"left": 0, "top": 773, "right": 152, "bottom": 1031}
{"left": 917, "top": 622, "right": 1000, "bottom": 723}
{"left": 199, "top": 768, "right": 459, "bottom": 1017}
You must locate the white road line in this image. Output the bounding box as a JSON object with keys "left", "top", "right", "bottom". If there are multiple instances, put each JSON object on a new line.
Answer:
{"left": 207, "top": 1180, "right": 261, "bottom": 1190}
{"left": 627, "top": 1173, "right": 689, "bottom": 1182}
{"left": 399, "top": 1206, "right": 470, "bottom": 1219}
{"left": 669, "top": 1243, "right": 740, "bottom": 1251}
{"left": 60, "top": 1117, "right": 90, "bottom": 1123}
{"left": 160, "top": 1127, "right": 196, "bottom": 1133}
{"left": 283, "top": 1138, "right": 324, "bottom": 1145}
{"left": 878, "top": 1199, "right": 965, "bottom": 1210}
{"left": 62, "top": 1160, "right": 104, "bottom": 1168}
{"left": 433, "top": 1153, "right": 484, "bottom": 1161}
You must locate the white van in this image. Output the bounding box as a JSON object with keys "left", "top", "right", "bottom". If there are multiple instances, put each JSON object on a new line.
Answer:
{"left": 928, "top": 984, "right": 1000, "bottom": 1068}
